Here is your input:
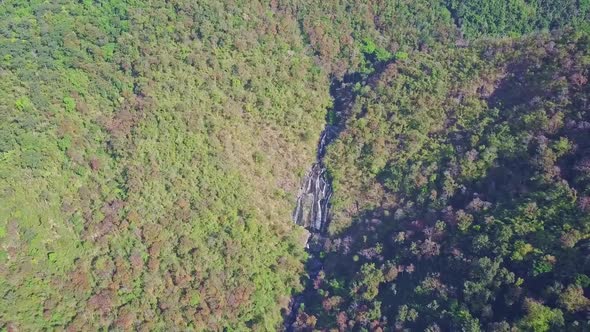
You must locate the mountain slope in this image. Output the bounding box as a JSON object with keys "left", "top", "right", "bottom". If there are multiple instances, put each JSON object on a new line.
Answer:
{"left": 296, "top": 30, "right": 590, "bottom": 331}
{"left": 1, "top": 0, "right": 589, "bottom": 331}
{"left": 0, "top": 0, "right": 328, "bottom": 329}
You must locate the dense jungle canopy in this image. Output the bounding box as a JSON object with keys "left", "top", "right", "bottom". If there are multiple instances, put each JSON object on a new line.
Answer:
{"left": 0, "top": 0, "right": 589, "bottom": 330}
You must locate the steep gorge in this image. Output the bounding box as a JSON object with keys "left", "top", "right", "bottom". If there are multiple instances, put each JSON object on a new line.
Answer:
{"left": 285, "top": 66, "right": 391, "bottom": 329}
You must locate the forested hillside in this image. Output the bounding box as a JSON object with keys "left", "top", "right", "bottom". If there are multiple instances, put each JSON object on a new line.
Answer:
{"left": 0, "top": 0, "right": 329, "bottom": 329}
{"left": 1, "top": 0, "right": 589, "bottom": 331}
{"left": 295, "top": 30, "right": 590, "bottom": 331}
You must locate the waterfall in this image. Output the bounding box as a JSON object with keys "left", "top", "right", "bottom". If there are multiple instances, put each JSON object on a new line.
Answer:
{"left": 285, "top": 75, "right": 359, "bottom": 330}
{"left": 292, "top": 161, "right": 331, "bottom": 233}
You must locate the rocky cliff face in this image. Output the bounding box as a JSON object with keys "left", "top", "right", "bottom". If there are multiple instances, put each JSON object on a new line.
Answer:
{"left": 292, "top": 162, "right": 331, "bottom": 232}
{"left": 286, "top": 160, "right": 331, "bottom": 330}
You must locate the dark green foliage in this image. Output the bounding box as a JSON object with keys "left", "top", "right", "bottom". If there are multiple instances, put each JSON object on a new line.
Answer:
{"left": 446, "top": 0, "right": 590, "bottom": 37}
{"left": 297, "top": 31, "right": 590, "bottom": 331}
{"left": 2, "top": 0, "right": 589, "bottom": 330}
{"left": 0, "top": 0, "right": 329, "bottom": 329}
{"left": 281, "top": 0, "right": 458, "bottom": 76}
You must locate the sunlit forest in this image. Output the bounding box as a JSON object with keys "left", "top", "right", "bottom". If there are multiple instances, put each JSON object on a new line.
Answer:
{"left": 1, "top": 0, "right": 589, "bottom": 331}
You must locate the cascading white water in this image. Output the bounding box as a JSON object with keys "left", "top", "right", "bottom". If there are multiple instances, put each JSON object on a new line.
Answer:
{"left": 285, "top": 78, "right": 357, "bottom": 330}
{"left": 286, "top": 63, "right": 390, "bottom": 332}
{"left": 293, "top": 127, "right": 332, "bottom": 232}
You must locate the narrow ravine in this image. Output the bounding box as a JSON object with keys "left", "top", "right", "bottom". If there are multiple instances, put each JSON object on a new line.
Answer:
{"left": 284, "top": 61, "right": 395, "bottom": 330}
{"left": 291, "top": 75, "right": 357, "bottom": 231}
{"left": 284, "top": 76, "right": 356, "bottom": 331}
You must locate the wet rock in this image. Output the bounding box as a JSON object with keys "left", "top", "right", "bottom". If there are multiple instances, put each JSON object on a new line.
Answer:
{"left": 292, "top": 163, "right": 331, "bottom": 232}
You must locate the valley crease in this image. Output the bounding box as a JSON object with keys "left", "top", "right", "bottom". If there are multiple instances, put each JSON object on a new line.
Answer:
{"left": 284, "top": 76, "right": 355, "bottom": 330}
{"left": 284, "top": 62, "right": 393, "bottom": 330}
